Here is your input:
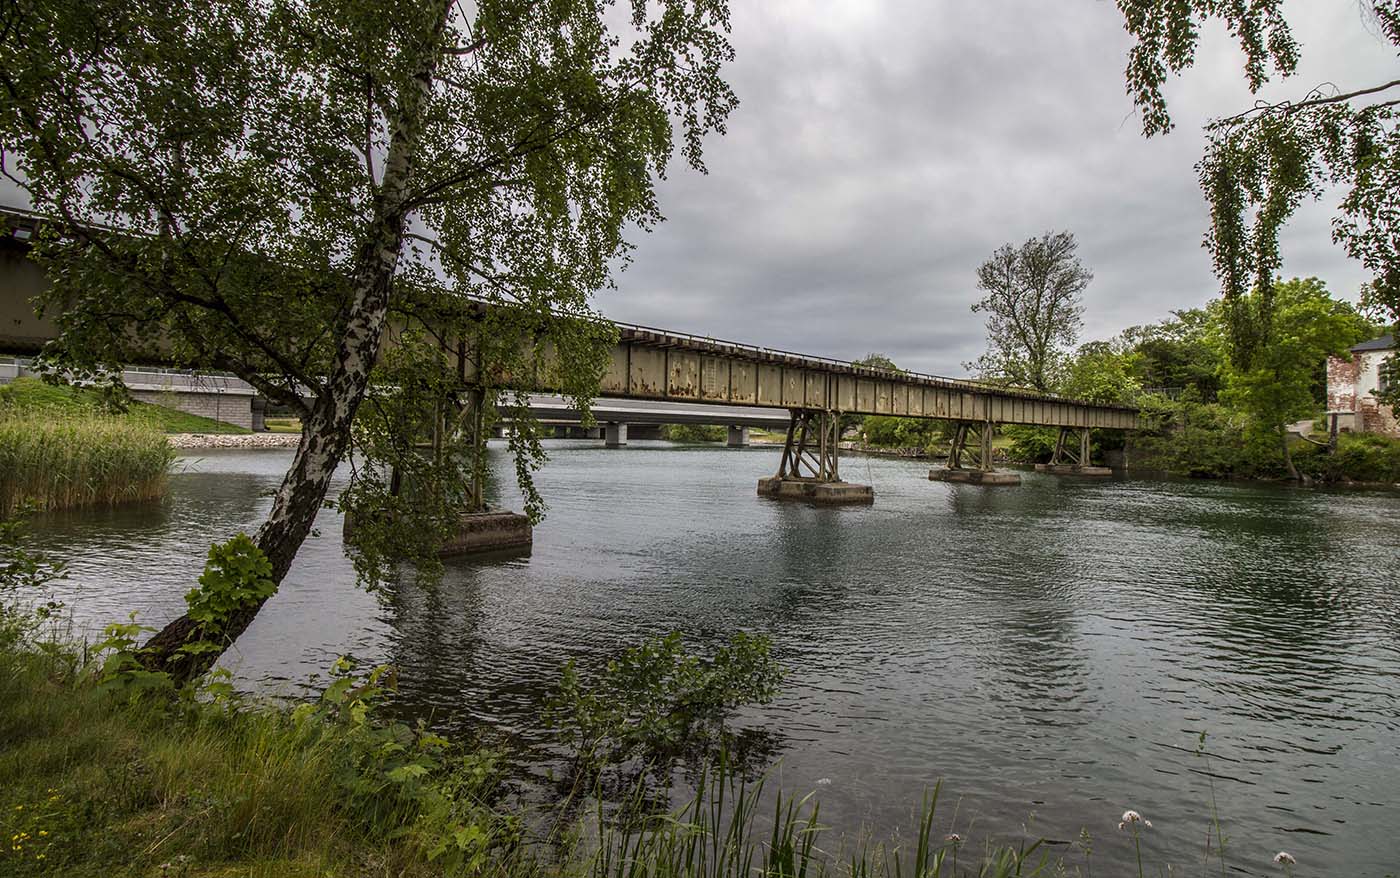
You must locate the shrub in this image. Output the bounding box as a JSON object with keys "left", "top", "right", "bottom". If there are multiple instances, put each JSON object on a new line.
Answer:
{"left": 660, "top": 424, "right": 726, "bottom": 443}
{"left": 545, "top": 632, "right": 782, "bottom": 777}
{"left": 1002, "top": 425, "right": 1057, "bottom": 463}
{"left": 1294, "top": 432, "right": 1400, "bottom": 483}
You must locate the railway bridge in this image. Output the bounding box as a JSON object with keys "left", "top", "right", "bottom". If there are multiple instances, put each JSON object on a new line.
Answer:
{"left": 1, "top": 207, "right": 1139, "bottom": 514}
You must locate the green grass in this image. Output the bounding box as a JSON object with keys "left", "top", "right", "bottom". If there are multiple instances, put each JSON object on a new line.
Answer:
{"left": 264, "top": 417, "right": 302, "bottom": 434}
{"left": 0, "top": 648, "right": 435, "bottom": 878}
{"left": 0, "top": 377, "right": 250, "bottom": 435}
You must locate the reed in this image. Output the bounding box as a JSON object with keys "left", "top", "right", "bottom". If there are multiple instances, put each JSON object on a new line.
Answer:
{"left": 0, "top": 412, "right": 175, "bottom": 515}
{"left": 589, "top": 768, "right": 1050, "bottom": 878}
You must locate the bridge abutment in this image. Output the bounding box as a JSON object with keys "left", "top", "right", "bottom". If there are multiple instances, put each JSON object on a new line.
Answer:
{"left": 604, "top": 422, "right": 628, "bottom": 447}
{"left": 758, "top": 409, "right": 873, "bottom": 505}
{"left": 727, "top": 425, "right": 749, "bottom": 447}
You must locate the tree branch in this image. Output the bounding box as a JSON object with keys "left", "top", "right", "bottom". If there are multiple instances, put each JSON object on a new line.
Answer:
{"left": 1216, "top": 78, "right": 1400, "bottom": 126}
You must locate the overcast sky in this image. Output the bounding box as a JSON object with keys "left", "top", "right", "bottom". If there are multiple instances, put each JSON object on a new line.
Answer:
{"left": 600, "top": 1, "right": 1399, "bottom": 376}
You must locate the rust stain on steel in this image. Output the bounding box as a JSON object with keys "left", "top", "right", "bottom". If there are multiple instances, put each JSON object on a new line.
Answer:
{"left": 731, "top": 361, "right": 757, "bottom": 403}
{"left": 601, "top": 347, "right": 629, "bottom": 395}
{"left": 783, "top": 369, "right": 804, "bottom": 407}
{"left": 805, "top": 373, "right": 827, "bottom": 409}
{"left": 875, "top": 381, "right": 892, "bottom": 415}
{"left": 669, "top": 351, "right": 700, "bottom": 398}
{"left": 757, "top": 365, "right": 783, "bottom": 405}
{"left": 628, "top": 346, "right": 666, "bottom": 397}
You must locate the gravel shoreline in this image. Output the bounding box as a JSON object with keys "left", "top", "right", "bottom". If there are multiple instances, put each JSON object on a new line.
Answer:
{"left": 168, "top": 432, "right": 302, "bottom": 449}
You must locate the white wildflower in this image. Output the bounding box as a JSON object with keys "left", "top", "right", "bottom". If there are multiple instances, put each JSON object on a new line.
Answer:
{"left": 944, "top": 833, "right": 963, "bottom": 844}
{"left": 1117, "top": 810, "right": 1152, "bottom": 831}
{"left": 1273, "top": 852, "right": 1297, "bottom": 865}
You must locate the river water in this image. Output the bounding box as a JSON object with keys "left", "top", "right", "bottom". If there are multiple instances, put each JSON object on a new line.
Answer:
{"left": 22, "top": 441, "right": 1400, "bottom": 875}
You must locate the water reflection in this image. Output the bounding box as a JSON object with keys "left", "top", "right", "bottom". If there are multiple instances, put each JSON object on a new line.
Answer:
{"left": 23, "top": 443, "right": 1400, "bottom": 875}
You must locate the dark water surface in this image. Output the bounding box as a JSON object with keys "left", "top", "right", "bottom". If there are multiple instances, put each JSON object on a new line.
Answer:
{"left": 25, "top": 442, "right": 1400, "bottom": 875}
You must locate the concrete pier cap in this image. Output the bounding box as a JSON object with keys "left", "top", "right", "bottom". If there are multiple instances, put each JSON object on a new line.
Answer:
{"left": 1034, "top": 463, "right": 1113, "bottom": 476}
{"left": 343, "top": 508, "right": 532, "bottom": 558}
{"left": 757, "top": 476, "right": 874, "bottom": 505}
{"left": 929, "top": 468, "right": 1022, "bottom": 486}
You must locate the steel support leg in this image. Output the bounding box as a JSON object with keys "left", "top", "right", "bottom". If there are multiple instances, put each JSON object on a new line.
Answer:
{"left": 760, "top": 409, "right": 872, "bottom": 504}
{"left": 932, "top": 419, "right": 1020, "bottom": 485}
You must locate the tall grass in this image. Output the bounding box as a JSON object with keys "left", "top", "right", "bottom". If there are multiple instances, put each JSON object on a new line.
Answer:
{"left": 0, "top": 412, "right": 175, "bottom": 515}
{"left": 590, "top": 770, "right": 1050, "bottom": 878}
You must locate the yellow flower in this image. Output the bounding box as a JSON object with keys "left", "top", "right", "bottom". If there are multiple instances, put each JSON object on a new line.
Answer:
{"left": 37, "top": 831, "right": 47, "bottom": 837}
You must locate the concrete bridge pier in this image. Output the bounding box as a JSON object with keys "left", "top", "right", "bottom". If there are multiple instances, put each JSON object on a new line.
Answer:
{"left": 604, "top": 422, "right": 628, "bottom": 447}
{"left": 758, "top": 409, "right": 873, "bottom": 504}
{"left": 930, "top": 419, "right": 1021, "bottom": 486}
{"left": 727, "top": 425, "right": 749, "bottom": 447}
{"left": 1035, "top": 426, "right": 1111, "bottom": 476}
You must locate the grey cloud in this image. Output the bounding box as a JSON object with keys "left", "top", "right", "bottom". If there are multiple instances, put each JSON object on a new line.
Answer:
{"left": 601, "top": 1, "right": 1394, "bottom": 376}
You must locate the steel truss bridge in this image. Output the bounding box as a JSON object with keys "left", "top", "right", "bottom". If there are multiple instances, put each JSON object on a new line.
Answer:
{"left": 1, "top": 206, "right": 1138, "bottom": 501}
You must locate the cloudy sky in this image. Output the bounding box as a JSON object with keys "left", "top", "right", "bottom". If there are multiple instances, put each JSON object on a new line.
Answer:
{"left": 600, "top": 1, "right": 1399, "bottom": 376}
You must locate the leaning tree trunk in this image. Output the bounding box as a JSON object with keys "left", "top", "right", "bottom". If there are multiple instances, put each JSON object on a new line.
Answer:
{"left": 139, "top": 9, "right": 450, "bottom": 684}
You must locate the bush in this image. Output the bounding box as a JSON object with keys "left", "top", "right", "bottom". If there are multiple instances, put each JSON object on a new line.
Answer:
{"left": 660, "top": 424, "right": 727, "bottom": 443}
{"left": 1294, "top": 432, "right": 1400, "bottom": 483}
{"left": 863, "top": 416, "right": 945, "bottom": 449}
{"left": 1128, "top": 396, "right": 1283, "bottom": 479}
{"left": 1002, "top": 425, "right": 1057, "bottom": 463}
{"left": 545, "top": 631, "right": 781, "bottom": 778}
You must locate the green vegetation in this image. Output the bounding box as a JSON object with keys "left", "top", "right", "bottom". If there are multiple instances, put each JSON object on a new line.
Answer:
{"left": 546, "top": 631, "right": 781, "bottom": 780}
{"left": 964, "top": 231, "right": 1091, "bottom": 392}
{"left": 1118, "top": 2, "right": 1399, "bottom": 365}
{"left": 0, "top": 644, "right": 516, "bottom": 877}
{"left": 862, "top": 415, "right": 946, "bottom": 451}
{"left": 1, "top": 0, "right": 743, "bottom": 678}
{"left": 990, "top": 277, "right": 1396, "bottom": 483}
{"left": 659, "top": 424, "right": 727, "bottom": 443}
{"left": 264, "top": 417, "right": 302, "bottom": 434}
{"left": 0, "top": 377, "right": 250, "bottom": 435}
{"left": 0, "top": 413, "right": 174, "bottom": 517}
{"left": 0, "top": 636, "right": 1068, "bottom": 878}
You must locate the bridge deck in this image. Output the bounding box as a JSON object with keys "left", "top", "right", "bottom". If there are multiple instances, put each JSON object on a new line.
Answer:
{"left": 592, "top": 325, "right": 1140, "bottom": 430}
{"left": 1, "top": 206, "right": 1138, "bottom": 431}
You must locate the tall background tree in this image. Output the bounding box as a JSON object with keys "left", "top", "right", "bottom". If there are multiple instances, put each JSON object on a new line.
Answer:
{"left": 0, "top": 0, "right": 737, "bottom": 679}
{"left": 1210, "top": 277, "right": 1373, "bottom": 480}
{"left": 1117, "top": 1, "right": 1399, "bottom": 375}
{"left": 964, "top": 230, "right": 1091, "bottom": 393}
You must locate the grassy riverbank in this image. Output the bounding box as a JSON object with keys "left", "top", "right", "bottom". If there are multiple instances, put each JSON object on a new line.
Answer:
{"left": 0, "top": 377, "right": 251, "bottom": 435}
{"left": 0, "top": 639, "right": 1069, "bottom": 878}
{"left": 0, "top": 646, "right": 450, "bottom": 877}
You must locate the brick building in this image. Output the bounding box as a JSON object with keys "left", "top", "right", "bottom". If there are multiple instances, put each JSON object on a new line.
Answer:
{"left": 1326, "top": 334, "right": 1398, "bottom": 437}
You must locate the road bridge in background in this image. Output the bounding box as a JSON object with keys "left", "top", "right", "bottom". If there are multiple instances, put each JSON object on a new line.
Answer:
{"left": 0, "top": 358, "right": 785, "bottom": 445}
